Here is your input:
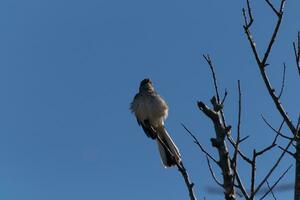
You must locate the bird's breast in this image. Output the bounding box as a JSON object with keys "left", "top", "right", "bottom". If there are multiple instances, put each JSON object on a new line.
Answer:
{"left": 133, "top": 94, "right": 168, "bottom": 127}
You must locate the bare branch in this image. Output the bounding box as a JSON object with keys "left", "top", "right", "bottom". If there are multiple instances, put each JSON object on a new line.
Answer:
{"left": 246, "top": 0, "right": 253, "bottom": 23}
{"left": 293, "top": 31, "right": 300, "bottom": 76}
{"left": 231, "top": 163, "right": 249, "bottom": 199}
{"left": 250, "top": 150, "right": 256, "bottom": 197}
{"left": 259, "top": 165, "right": 293, "bottom": 200}
{"left": 255, "top": 143, "right": 276, "bottom": 157}
{"left": 243, "top": 0, "right": 254, "bottom": 28}
{"left": 278, "top": 63, "right": 286, "bottom": 99}
{"left": 228, "top": 136, "right": 252, "bottom": 164}
{"left": 197, "top": 101, "right": 235, "bottom": 199}
{"left": 258, "top": 64, "right": 296, "bottom": 135}
{"left": 266, "top": 180, "right": 277, "bottom": 200}
{"left": 243, "top": 0, "right": 296, "bottom": 135}
{"left": 279, "top": 0, "right": 285, "bottom": 11}
{"left": 265, "top": 0, "right": 280, "bottom": 16}
{"left": 243, "top": 1, "right": 260, "bottom": 63}
{"left": 203, "top": 54, "right": 221, "bottom": 103}
{"left": 229, "top": 81, "right": 250, "bottom": 199}
{"left": 261, "top": 115, "right": 293, "bottom": 141}
{"left": 261, "top": 0, "right": 285, "bottom": 65}
{"left": 239, "top": 135, "right": 250, "bottom": 144}
{"left": 202, "top": 53, "right": 252, "bottom": 200}
{"left": 156, "top": 135, "right": 197, "bottom": 200}
{"left": 202, "top": 56, "right": 231, "bottom": 145}
{"left": 221, "top": 89, "right": 228, "bottom": 105}
{"left": 253, "top": 136, "right": 296, "bottom": 196}
{"left": 297, "top": 114, "right": 300, "bottom": 132}
{"left": 176, "top": 161, "right": 198, "bottom": 200}
{"left": 278, "top": 145, "right": 296, "bottom": 159}
{"left": 232, "top": 81, "right": 242, "bottom": 183}
{"left": 206, "top": 155, "right": 223, "bottom": 187}
{"left": 181, "top": 123, "right": 219, "bottom": 165}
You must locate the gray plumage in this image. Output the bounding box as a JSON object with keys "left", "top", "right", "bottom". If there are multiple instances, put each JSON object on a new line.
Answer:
{"left": 130, "top": 78, "right": 181, "bottom": 167}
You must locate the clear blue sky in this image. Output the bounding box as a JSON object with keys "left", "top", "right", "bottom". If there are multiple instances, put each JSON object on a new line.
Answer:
{"left": 0, "top": 0, "right": 299, "bottom": 199}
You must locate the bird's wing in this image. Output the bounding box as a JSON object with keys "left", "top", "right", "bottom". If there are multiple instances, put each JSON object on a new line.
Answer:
{"left": 137, "top": 119, "right": 157, "bottom": 139}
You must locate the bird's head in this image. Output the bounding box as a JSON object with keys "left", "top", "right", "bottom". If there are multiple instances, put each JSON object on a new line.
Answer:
{"left": 139, "top": 78, "right": 154, "bottom": 92}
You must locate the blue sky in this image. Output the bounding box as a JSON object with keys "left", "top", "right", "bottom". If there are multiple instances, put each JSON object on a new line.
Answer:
{"left": 0, "top": 0, "right": 299, "bottom": 199}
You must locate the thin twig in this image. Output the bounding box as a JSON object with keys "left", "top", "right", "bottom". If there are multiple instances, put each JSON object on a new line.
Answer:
{"left": 266, "top": 180, "right": 277, "bottom": 200}
{"left": 259, "top": 165, "right": 293, "bottom": 200}
{"left": 245, "top": 0, "right": 254, "bottom": 27}
{"left": 228, "top": 136, "right": 252, "bottom": 164}
{"left": 278, "top": 63, "right": 286, "bottom": 99}
{"left": 253, "top": 136, "right": 296, "bottom": 196}
{"left": 293, "top": 32, "right": 300, "bottom": 76}
{"left": 156, "top": 135, "right": 197, "bottom": 200}
{"left": 181, "top": 123, "right": 219, "bottom": 165}
{"left": 261, "top": 0, "right": 285, "bottom": 65}
{"left": 255, "top": 143, "right": 276, "bottom": 157}
{"left": 261, "top": 115, "right": 293, "bottom": 141}
{"left": 177, "top": 161, "right": 198, "bottom": 200}
{"left": 243, "top": 0, "right": 296, "bottom": 135}
{"left": 278, "top": 145, "right": 296, "bottom": 158}
{"left": 221, "top": 89, "right": 228, "bottom": 105}
{"left": 232, "top": 81, "right": 242, "bottom": 184}
{"left": 250, "top": 150, "right": 256, "bottom": 197}
{"left": 265, "top": 0, "right": 280, "bottom": 16}
{"left": 239, "top": 135, "right": 250, "bottom": 144}
{"left": 206, "top": 155, "right": 223, "bottom": 187}
{"left": 297, "top": 114, "right": 300, "bottom": 132}
{"left": 232, "top": 166, "right": 249, "bottom": 199}
{"left": 203, "top": 54, "right": 221, "bottom": 103}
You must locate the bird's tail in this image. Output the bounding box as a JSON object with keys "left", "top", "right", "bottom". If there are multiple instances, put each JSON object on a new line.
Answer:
{"left": 156, "top": 126, "right": 181, "bottom": 167}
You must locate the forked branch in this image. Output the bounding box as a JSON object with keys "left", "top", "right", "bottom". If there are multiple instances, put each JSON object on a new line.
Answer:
{"left": 243, "top": 0, "right": 296, "bottom": 135}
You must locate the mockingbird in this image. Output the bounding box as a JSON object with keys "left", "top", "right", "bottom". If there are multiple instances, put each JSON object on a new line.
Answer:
{"left": 130, "top": 78, "right": 181, "bottom": 167}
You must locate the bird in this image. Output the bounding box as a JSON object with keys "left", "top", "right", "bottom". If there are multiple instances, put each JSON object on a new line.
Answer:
{"left": 130, "top": 78, "right": 181, "bottom": 167}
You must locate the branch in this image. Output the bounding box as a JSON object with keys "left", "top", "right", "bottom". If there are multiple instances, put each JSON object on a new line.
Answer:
{"left": 253, "top": 135, "right": 296, "bottom": 196}
{"left": 239, "top": 135, "right": 250, "bottom": 143}
{"left": 221, "top": 89, "right": 228, "bottom": 105}
{"left": 181, "top": 123, "right": 219, "bottom": 165}
{"left": 261, "top": 0, "right": 285, "bottom": 65}
{"left": 231, "top": 166, "right": 249, "bottom": 199}
{"left": 177, "top": 161, "right": 198, "bottom": 200}
{"left": 156, "top": 136, "right": 197, "bottom": 200}
{"left": 202, "top": 55, "right": 228, "bottom": 129}
{"left": 250, "top": 150, "right": 257, "bottom": 197}
{"left": 278, "top": 63, "right": 286, "bottom": 99}
{"left": 201, "top": 54, "right": 253, "bottom": 199}
{"left": 228, "top": 136, "right": 252, "bottom": 164}
{"left": 255, "top": 143, "right": 276, "bottom": 157}
{"left": 206, "top": 155, "right": 223, "bottom": 187}
{"left": 261, "top": 115, "right": 293, "bottom": 141}
{"left": 278, "top": 145, "right": 296, "bottom": 159}
{"left": 249, "top": 133, "right": 278, "bottom": 198}
{"left": 229, "top": 81, "right": 249, "bottom": 199}
{"left": 297, "top": 114, "right": 300, "bottom": 132}
{"left": 265, "top": 180, "right": 277, "bottom": 200}
{"left": 243, "top": 0, "right": 296, "bottom": 136}
{"left": 259, "top": 165, "right": 293, "bottom": 200}
{"left": 243, "top": 0, "right": 253, "bottom": 28}
{"left": 232, "top": 81, "right": 242, "bottom": 182}
{"left": 265, "top": 0, "right": 280, "bottom": 16}
{"left": 203, "top": 54, "right": 221, "bottom": 103}
{"left": 197, "top": 100, "right": 235, "bottom": 199}
{"left": 293, "top": 31, "right": 300, "bottom": 76}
